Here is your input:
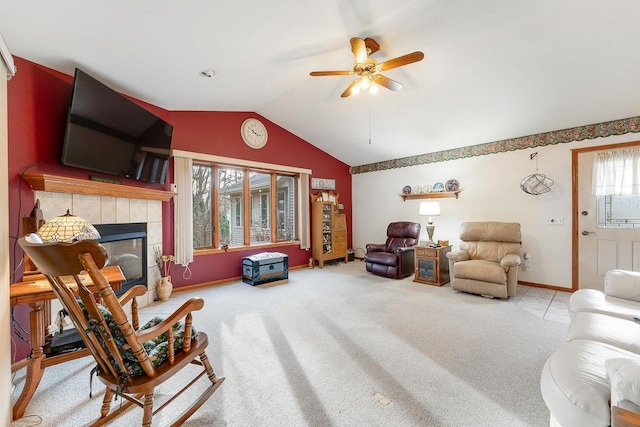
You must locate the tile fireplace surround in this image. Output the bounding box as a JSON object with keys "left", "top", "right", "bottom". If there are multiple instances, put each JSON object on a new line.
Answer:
{"left": 24, "top": 174, "right": 172, "bottom": 311}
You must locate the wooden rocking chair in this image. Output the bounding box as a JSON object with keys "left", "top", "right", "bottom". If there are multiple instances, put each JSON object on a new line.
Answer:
{"left": 18, "top": 237, "right": 224, "bottom": 426}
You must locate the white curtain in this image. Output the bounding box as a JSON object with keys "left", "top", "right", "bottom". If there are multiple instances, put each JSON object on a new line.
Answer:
{"left": 592, "top": 149, "right": 640, "bottom": 196}
{"left": 173, "top": 156, "right": 194, "bottom": 266}
{"left": 298, "top": 173, "right": 310, "bottom": 249}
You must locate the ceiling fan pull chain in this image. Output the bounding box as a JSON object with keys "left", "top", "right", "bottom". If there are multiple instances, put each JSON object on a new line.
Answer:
{"left": 368, "top": 93, "right": 372, "bottom": 144}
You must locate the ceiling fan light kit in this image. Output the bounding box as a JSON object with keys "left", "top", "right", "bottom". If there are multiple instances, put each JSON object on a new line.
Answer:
{"left": 310, "top": 37, "right": 424, "bottom": 98}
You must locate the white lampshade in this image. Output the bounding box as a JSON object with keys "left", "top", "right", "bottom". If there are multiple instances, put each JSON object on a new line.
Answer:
{"left": 37, "top": 210, "right": 101, "bottom": 243}
{"left": 419, "top": 201, "right": 440, "bottom": 217}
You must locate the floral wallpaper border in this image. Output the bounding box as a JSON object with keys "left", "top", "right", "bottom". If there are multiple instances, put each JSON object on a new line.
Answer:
{"left": 349, "top": 116, "right": 640, "bottom": 175}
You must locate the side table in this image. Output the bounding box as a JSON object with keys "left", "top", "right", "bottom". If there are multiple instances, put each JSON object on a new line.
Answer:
{"left": 414, "top": 245, "right": 451, "bottom": 286}
{"left": 612, "top": 405, "right": 640, "bottom": 427}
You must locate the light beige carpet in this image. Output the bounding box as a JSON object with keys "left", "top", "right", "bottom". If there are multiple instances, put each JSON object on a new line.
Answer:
{"left": 11, "top": 261, "right": 567, "bottom": 426}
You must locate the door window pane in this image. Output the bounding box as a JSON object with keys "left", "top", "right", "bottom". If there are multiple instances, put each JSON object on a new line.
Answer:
{"left": 597, "top": 195, "right": 640, "bottom": 228}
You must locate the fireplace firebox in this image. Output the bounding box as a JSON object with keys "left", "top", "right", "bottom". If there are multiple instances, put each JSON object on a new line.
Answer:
{"left": 94, "top": 223, "right": 147, "bottom": 294}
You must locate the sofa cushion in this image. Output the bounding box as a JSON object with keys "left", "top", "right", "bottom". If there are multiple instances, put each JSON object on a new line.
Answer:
{"left": 605, "top": 270, "right": 640, "bottom": 302}
{"left": 95, "top": 304, "right": 195, "bottom": 377}
{"left": 452, "top": 259, "right": 506, "bottom": 284}
{"left": 567, "top": 312, "right": 640, "bottom": 354}
{"left": 605, "top": 358, "right": 640, "bottom": 414}
{"left": 569, "top": 288, "right": 640, "bottom": 321}
{"left": 541, "top": 339, "right": 640, "bottom": 427}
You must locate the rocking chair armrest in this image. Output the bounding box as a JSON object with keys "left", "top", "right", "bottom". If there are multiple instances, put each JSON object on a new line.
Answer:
{"left": 118, "top": 285, "right": 147, "bottom": 306}
{"left": 136, "top": 297, "right": 205, "bottom": 342}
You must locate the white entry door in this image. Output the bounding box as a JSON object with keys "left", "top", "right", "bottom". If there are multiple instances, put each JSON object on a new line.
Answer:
{"left": 577, "top": 149, "right": 640, "bottom": 290}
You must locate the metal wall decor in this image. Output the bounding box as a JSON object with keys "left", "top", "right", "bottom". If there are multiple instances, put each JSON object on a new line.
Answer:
{"left": 520, "top": 152, "right": 554, "bottom": 195}
{"left": 520, "top": 173, "right": 554, "bottom": 195}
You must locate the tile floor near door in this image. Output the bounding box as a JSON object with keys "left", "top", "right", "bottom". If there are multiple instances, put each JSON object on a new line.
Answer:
{"left": 516, "top": 285, "right": 571, "bottom": 324}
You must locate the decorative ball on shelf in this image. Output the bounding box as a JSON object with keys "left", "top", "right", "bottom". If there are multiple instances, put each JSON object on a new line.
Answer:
{"left": 402, "top": 185, "right": 412, "bottom": 194}
{"left": 445, "top": 179, "right": 460, "bottom": 191}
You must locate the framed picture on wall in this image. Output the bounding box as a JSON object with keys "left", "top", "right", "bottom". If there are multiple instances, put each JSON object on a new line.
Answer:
{"left": 311, "top": 177, "right": 335, "bottom": 190}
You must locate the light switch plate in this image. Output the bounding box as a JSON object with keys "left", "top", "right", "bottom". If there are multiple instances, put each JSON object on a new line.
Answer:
{"left": 545, "top": 218, "right": 564, "bottom": 225}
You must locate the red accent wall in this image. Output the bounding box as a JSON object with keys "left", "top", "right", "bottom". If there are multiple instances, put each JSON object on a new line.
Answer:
{"left": 7, "top": 57, "right": 352, "bottom": 361}
{"left": 167, "top": 111, "right": 352, "bottom": 287}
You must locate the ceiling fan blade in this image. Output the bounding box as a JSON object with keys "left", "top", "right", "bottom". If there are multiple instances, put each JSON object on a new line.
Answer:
{"left": 350, "top": 37, "right": 368, "bottom": 63}
{"left": 310, "top": 70, "right": 352, "bottom": 76}
{"left": 379, "top": 51, "right": 425, "bottom": 71}
{"left": 364, "top": 38, "right": 380, "bottom": 55}
{"left": 372, "top": 74, "right": 403, "bottom": 91}
{"left": 341, "top": 79, "right": 361, "bottom": 98}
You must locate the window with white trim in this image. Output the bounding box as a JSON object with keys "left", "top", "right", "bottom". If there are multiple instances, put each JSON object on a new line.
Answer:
{"left": 192, "top": 162, "right": 300, "bottom": 250}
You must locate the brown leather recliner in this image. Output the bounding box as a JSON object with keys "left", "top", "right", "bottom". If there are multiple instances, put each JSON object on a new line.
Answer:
{"left": 365, "top": 222, "right": 421, "bottom": 279}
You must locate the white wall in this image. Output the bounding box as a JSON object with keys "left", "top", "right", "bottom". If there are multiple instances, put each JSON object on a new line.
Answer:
{"left": 352, "top": 133, "right": 638, "bottom": 289}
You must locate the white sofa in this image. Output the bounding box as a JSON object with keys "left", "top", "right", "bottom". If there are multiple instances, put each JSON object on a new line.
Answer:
{"left": 540, "top": 270, "right": 640, "bottom": 427}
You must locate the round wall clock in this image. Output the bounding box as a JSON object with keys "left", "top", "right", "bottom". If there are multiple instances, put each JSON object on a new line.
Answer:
{"left": 241, "top": 118, "right": 268, "bottom": 149}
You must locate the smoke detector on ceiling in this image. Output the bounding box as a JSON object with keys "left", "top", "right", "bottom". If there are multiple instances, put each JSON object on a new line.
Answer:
{"left": 200, "top": 69, "right": 217, "bottom": 78}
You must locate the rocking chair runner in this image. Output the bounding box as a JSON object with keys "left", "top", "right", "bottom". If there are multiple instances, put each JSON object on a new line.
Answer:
{"left": 18, "top": 237, "right": 224, "bottom": 426}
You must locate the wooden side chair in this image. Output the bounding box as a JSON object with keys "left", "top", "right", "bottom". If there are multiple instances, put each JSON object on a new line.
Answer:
{"left": 18, "top": 237, "right": 224, "bottom": 426}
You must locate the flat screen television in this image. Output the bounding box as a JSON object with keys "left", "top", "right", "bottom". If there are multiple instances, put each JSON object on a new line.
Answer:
{"left": 61, "top": 68, "right": 173, "bottom": 184}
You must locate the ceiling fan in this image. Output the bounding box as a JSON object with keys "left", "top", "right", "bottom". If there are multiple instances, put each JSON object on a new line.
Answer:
{"left": 310, "top": 37, "right": 424, "bottom": 98}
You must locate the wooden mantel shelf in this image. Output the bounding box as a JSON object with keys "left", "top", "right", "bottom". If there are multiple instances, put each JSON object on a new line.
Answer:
{"left": 401, "top": 190, "right": 460, "bottom": 201}
{"left": 23, "top": 174, "right": 176, "bottom": 202}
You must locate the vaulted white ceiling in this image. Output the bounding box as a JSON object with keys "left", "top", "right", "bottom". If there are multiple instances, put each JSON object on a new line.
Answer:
{"left": 2, "top": 1, "right": 640, "bottom": 166}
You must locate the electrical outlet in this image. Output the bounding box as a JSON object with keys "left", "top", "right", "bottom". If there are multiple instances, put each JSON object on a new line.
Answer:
{"left": 545, "top": 217, "right": 564, "bottom": 225}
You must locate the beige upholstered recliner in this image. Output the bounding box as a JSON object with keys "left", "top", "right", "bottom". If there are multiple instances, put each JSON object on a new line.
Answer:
{"left": 446, "top": 221, "right": 523, "bottom": 299}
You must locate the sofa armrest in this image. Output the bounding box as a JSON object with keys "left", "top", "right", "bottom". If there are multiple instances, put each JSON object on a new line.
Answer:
{"left": 605, "top": 270, "right": 640, "bottom": 301}
{"left": 500, "top": 253, "right": 522, "bottom": 268}
{"left": 366, "top": 243, "right": 387, "bottom": 253}
{"left": 446, "top": 250, "right": 469, "bottom": 263}
{"left": 606, "top": 358, "right": 640, "bottom": 415}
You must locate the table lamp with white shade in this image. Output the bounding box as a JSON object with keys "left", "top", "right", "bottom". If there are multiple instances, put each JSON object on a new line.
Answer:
{"left": 419, "top": 201, "right": 440, "bottom": 244}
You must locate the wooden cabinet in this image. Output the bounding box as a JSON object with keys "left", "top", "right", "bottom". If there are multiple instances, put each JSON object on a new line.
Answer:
{"left": 311, "top": 192, "right": 348, "bottom": 268}
{"left": 414, "top": 245, "right": 451, "bottom": 286}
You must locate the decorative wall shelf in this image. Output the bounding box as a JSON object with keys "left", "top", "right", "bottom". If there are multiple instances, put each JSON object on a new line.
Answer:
{"left": 23, "top": 173, "right": 176, "bottom": 201}
{"left": 400, "top": 190, "right": 460, "bottom": 201}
